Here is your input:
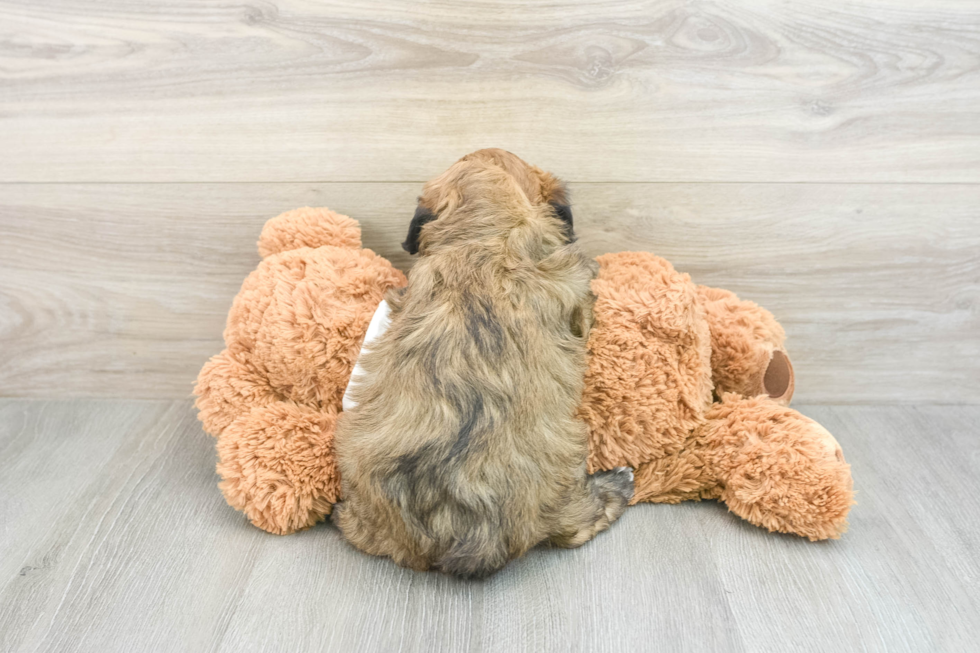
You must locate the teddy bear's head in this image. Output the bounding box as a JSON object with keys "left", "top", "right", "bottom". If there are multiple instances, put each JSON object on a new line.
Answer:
{"left": 195, "top": 208, "right": 406, "bottom": 534}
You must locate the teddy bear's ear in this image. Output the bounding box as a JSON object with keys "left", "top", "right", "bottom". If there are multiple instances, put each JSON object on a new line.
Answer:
{"left": 549, "top": 201, "right": 575, "bottom": 242}
{"left": 402, "top": 205, "right": 437, "bottom": 255}
{"left": 258, "top": 207, "right": 361, "bottom": 258}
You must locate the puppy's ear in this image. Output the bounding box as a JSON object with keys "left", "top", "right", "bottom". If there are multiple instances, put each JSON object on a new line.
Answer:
{"left": 549, "top": 201, "right": 575, "bottom": 242}
{"left": 402, "top": 205, "right": 437, "bottom": 255}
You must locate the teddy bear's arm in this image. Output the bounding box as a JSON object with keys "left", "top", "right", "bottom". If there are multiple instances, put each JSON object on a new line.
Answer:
{"left": 701, "top": 394, "right": 853, "bottom": 541}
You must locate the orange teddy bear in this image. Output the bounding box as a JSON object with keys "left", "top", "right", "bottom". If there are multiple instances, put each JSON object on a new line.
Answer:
{"left": 195, "top": 207, "right": 853, "bottom": 540}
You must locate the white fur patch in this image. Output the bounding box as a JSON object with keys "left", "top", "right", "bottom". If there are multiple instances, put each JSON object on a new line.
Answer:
{"left": 341, "top": 300, "right": 392, "bottom": 412}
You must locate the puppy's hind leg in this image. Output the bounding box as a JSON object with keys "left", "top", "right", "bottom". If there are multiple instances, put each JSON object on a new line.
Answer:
{"left": 437, "top": 528, "right": 511, "bottom": 579}
{"left": 549, "top": 468, "right": 634, "bottom": 549}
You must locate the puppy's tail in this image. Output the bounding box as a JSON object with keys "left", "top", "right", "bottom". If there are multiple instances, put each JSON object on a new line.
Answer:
{"left": 436, "top": 531, "right": 510, "bottom": 579}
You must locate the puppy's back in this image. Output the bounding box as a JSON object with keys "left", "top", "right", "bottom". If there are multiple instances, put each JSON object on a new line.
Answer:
{"left": 334, "top": 240, "right": 601, "bottom": 577}
{"left": 334, "top": 153, "right": 632, "bottom": 576}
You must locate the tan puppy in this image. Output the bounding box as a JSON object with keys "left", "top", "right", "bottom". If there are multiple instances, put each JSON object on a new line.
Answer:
{"left": 333, "top": 149, "right": 633, "bottom": 578}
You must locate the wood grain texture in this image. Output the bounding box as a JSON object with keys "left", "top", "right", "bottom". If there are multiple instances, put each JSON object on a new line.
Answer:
{"left": 1, "top": 400, "right": 978, "bottom": 652}
{"left": 1, "top": 0, "right": 979, "bottom": 183}
{"left": 0, "top": 400, "right": 268, "bottom": 653}
{"left": 1, "top": 182, "right": 977, "bottom": 402}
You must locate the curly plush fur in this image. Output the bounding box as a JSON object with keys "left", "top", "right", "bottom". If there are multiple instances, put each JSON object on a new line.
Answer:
{"left": 195, "top": 158, "right": 853, "bottom": 546}
{"left": 195, "top": 207, "right": 405, "bottom": 534}
{"left": 579, "top": 253, "right": 852, "bottom": 540}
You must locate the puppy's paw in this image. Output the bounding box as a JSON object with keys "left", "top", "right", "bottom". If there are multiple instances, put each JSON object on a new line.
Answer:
{"left": 600, "top": 467, "right": 634, "bottom": 497}
{"left": 591, "top": 467, "right": 635, "bottom": 520}
{"left": 613, "top": 466, "right": 634, "bottom": 483}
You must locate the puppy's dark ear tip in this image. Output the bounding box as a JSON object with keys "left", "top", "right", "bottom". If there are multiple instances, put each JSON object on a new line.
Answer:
{"left": 403, "top": 205, "right": 436, "bottom": 256}
{"left": 549, "top": 201, "right": 575, "bottom": 241}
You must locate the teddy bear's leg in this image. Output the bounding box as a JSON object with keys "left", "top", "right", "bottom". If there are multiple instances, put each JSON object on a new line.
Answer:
{"left": 215, "top": 401, "right": 341, "bottom": 535}
{"left": 697, "top": 286, "right": 795, "bottom": 404}
{"left": 702, "top": 394, "right": 854, "bottom": 540}
{"left": 630, "top": 440, "right": 722, "bottom": 505}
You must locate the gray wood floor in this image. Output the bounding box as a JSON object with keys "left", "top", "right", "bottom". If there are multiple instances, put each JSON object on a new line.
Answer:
{"left": 1, "top": 399, "right": 977, "bottom": 653}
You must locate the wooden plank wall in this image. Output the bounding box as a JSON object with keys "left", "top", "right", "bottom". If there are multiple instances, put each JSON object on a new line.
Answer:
{"left": 1, "top": 0, "right": 978, "bottom": 402}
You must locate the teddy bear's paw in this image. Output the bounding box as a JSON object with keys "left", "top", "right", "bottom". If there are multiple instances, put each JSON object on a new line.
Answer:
{"left": 708, "top": 396, "right": 854, "bottom": 540}
{"left": 762, "top": 349, "right": 795, "bottom": 404}
{"left": 697, "top": 285, "right": 794, "bottom": 404}
{"left": 215, "top": 402, "right": 342, "bottom": 535}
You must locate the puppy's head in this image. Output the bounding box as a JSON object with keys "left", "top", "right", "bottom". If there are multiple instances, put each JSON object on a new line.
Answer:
{"left": 402, "top": 149, "right": 573, "bottom": 255}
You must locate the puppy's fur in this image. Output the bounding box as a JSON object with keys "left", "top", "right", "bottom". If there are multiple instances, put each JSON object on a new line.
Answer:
{"left": 333, "top": 149, "right": 633, "bottom": 578}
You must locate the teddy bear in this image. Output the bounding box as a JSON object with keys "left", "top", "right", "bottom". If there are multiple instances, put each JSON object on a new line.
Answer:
{"left": 195, "top": 207, "right": 853, "bottom": 541}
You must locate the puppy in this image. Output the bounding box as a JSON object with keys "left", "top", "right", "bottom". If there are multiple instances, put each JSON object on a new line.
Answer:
{"left": 332, "top": 149, "right": 633, "bottom": 578}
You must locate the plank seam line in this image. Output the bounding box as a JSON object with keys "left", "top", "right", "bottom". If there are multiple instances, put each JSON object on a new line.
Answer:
{"left": 2, "top": 181, "right": 980, "bottom": 186}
